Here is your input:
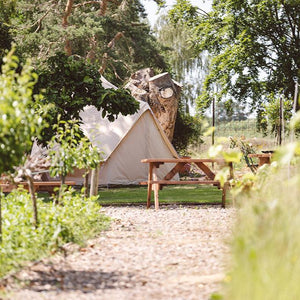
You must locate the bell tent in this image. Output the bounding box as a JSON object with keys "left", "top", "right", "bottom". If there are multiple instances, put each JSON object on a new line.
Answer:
{"left": 64, "top": 77, "right": 179, "bottom": 186}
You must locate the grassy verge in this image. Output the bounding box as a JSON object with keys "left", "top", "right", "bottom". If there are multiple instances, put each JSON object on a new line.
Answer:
{"left": 97, "top": 185, "right": 228, "bottom": 206}
{"left": 0, "top": 189, "right": 110, "bottom": 278}
{"left": 223, "top": 165, "right": 300, "bottom": 300}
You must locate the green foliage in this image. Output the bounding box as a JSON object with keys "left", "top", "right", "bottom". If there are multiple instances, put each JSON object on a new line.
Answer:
{"left": 173, "top": 112, "right": 204, "bottom": 155}
{"left": 0, "top": 189, "right": 109, "bottom": 278}
{"left": 225, "top": 162, "right": 300, "bottom": 299}
{"left": 49, "top": 119, "right": 102, "bottom": 180}
{"left": 230, "top": 137, "right": 257, "bottom": 172}
{"left": 169, "top": 0, "right": 300, "bottom": 114}
{"left": 5, "top": 0, "right": 169, "bottom": 84}
{"left": 0, "top": 22, "right": 12, "bottom": 64}
{"left": 155, "top": 6, "right": 206, "bottom": 114}
{"left": 34, "top": 52, "right": 139, "bottom": 144}
{"left": 0, "top": 49, "right": 46, "bottom": 174}
{"left": 224, "top": 115, "right": 300, "bottom": 299}
{"left": 259, "top": 94, "right": 292, "bottom": 138}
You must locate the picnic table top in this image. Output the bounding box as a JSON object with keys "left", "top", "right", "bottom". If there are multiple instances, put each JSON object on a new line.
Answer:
{"left": 141, "top": 158, "right": 226, "bottom": 163}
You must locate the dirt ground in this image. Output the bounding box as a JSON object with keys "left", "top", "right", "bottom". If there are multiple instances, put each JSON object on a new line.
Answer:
{"left": 2, "top": 205, "right": 236, "bottom": 300}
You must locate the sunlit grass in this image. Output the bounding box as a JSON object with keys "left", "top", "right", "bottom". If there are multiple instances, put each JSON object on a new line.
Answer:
{"left": 97, "top": 185, "right": 228, "bottom": 206}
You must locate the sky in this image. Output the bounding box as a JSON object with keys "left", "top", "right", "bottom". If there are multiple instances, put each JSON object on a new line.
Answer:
{"left": 142, "top": 0, "right": 212, "bottom": 27}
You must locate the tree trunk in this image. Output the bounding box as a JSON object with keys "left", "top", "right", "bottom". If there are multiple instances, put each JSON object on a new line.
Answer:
{"left": 62, "top": 0, "right": 74, "bottom": 56}
{"left": 125, "top": 70, "right": 181, "bottom": 142}
{"left": 84, "top": 171, "right": 89, "bottom": 198}
{"left": 89, "top": 166, "right": 99, "bottom": 197}
{"left": 27, "top": 176, "right": 38, "bottom": 228}
{"left": 99, "top": 32, "right": 124, "bottom": 75}
{"left": 0, "top": 192, "right": 2, "bottom": 243}
{"left": 56, "top": 175, "right": 66, "bottom": 204}
{"left": 148, "top": 73, "right": 181, "bottom": 141}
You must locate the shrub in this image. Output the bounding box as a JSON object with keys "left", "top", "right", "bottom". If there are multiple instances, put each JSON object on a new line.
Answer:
{"left": 0, "top": 189, "right": 109, "bottom": 278}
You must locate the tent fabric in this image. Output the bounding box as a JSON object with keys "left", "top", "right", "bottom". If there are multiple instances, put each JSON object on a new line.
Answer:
{"left": 66, "top": 101, "right": 179, "bottom": 186}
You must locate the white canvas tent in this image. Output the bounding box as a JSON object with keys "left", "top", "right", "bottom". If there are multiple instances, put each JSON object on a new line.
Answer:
{"left": 64, "top": 77, "right": 179, "bottom": 186}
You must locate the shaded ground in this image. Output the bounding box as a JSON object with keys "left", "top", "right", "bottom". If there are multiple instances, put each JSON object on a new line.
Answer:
{"left": 2, "top": 205, "right": 235, "bottom": 300}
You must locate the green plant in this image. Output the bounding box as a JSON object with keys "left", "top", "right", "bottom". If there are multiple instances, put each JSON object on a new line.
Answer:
{"left": 173, "top": 112, "right": 204, "bottom": 155}
{"left": 0, "top": 48, "right": 45, "bottom": 175}
{"left": 259, "top": 93, "right": 292, "bottom": 142}
{"left": 48, "top": 119, "right": 102, "bottom": 200}
{"left": 0, "top": 189, "right": 109, "bottom": 278}
{"left": 34, "top": 52, "right": 139, "bottom": 145}
{"left": 0, "top": 48, "right": 47, "bottom": 237}
{"left": 223, "top": 116, "right": 300, "bottom": 299}
{"left": 230, "top": 137, "right": 257, "bottom": 173}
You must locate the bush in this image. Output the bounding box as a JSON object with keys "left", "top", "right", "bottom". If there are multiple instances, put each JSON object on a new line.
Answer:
{"left": 173, "top": 112, "right": 203, "bottom": 155}
{"left": 0, "top": 189, "right": 110, "bottom": 278}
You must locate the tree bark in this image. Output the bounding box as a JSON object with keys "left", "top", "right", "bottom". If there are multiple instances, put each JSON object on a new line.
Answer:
{"left": 62, "top": 0, "right": 74, "bottom": 56}
{"left": 126, "top": 70, "right": 181, "bottom": 142}
{"left": 89, "top": 166, "right": 99, "bottom": 197}
{"left": 26, "top": 176, "right": 38, "bottom": 228}
{"left": 84, "top": 171, "right": 89, "bottom": 198}
{"left": 0, "top": 193, "right": 2, "bottom": 243}
{"left": 99, "top": 32, "right": 124, "bottom": 75}
{"left": 148, "top": 72, "right": 181, "bottom": 141}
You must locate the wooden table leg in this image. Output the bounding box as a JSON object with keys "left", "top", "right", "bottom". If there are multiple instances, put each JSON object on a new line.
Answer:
{"left": 153, "top": 166, "right": 159, "bottom": 210}
{"left": 147, "top": 163, "right": 153, "bottom": 208}
{"left": 222, "top": 182, "right": 229, "bottom": 208}
{"left": 194, "top": 162, "right": 216, "bottom": 180}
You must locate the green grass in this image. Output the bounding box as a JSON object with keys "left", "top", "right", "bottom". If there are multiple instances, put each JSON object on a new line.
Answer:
{"left": 97, "top": 185, "right": 227, "bottom": 206}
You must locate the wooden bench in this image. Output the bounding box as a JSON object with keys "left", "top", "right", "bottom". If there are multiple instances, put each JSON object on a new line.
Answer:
{"left": 0, "top": 181, "right": 76, "bottom": 194}
{"left": 141, "top": 158, "right": 233, "bottom": 209}
{"left": 248, "top": 153, "right": 272, "bottom": 167}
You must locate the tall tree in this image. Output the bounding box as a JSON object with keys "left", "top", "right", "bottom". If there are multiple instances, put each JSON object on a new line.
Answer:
{"left": 155, "top": 6, "right": 208, "bottom": 113}
{"left": 168, "top": 0, "right": 300, "bottom": 114}
{"left": 5, "top": 0, "right": 168, "bottom": 84}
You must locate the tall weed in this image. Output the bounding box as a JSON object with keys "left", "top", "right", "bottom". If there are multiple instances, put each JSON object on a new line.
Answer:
{"left": 224, "top": 163, "right": 300, "bottom": 300}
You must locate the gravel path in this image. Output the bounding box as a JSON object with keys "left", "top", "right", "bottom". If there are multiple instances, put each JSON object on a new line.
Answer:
{"left": 4, "top": 205, "right": 236, "bottom": 300}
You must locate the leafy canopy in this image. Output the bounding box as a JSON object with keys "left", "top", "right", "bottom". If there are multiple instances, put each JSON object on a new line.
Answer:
{"left": 34, "top": 52, "right": 139, "bottom": 144}
{"left": 169, "top": 0, "right": 300, "bottom": 113}
{"left": 2, "top": 0, "right": 169, "bottom": 84}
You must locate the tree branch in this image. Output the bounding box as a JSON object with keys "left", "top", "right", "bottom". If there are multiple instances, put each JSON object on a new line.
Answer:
{"left": 73, "top": 1, "right": 101, "bottom": 8}
{"left": 99, "top": 32, "right": 124, "bottom": 74}
{"left": 62, "top": 0, "right": 74, "bottom": 56}
{"left": 33, "top": 3, "right": 57, "bottom": 32}
{"left": 62, "top": 0, "right": 74, "bottom": 28}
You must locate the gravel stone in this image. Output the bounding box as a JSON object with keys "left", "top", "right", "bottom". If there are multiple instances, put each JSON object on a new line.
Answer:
{"left": 3, "top": 205, "right": 236, "bottom": 300}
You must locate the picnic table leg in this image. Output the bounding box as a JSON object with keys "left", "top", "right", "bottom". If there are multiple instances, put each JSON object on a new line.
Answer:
{"left": 153, "top": 166, "right": 159, "bottom": 210}
{"left": 147, "top": 163, "right": 153, "bottom": 208}
{"left": 222, "top": 182, "right": 229, "bottom": 208}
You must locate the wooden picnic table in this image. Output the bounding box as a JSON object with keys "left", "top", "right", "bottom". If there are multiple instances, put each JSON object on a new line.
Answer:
{"left": 248, "top": 153, "right": 272, "bottom": 167}
{"left": 141, "top": 158, "right": 233, "bottom": 210}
